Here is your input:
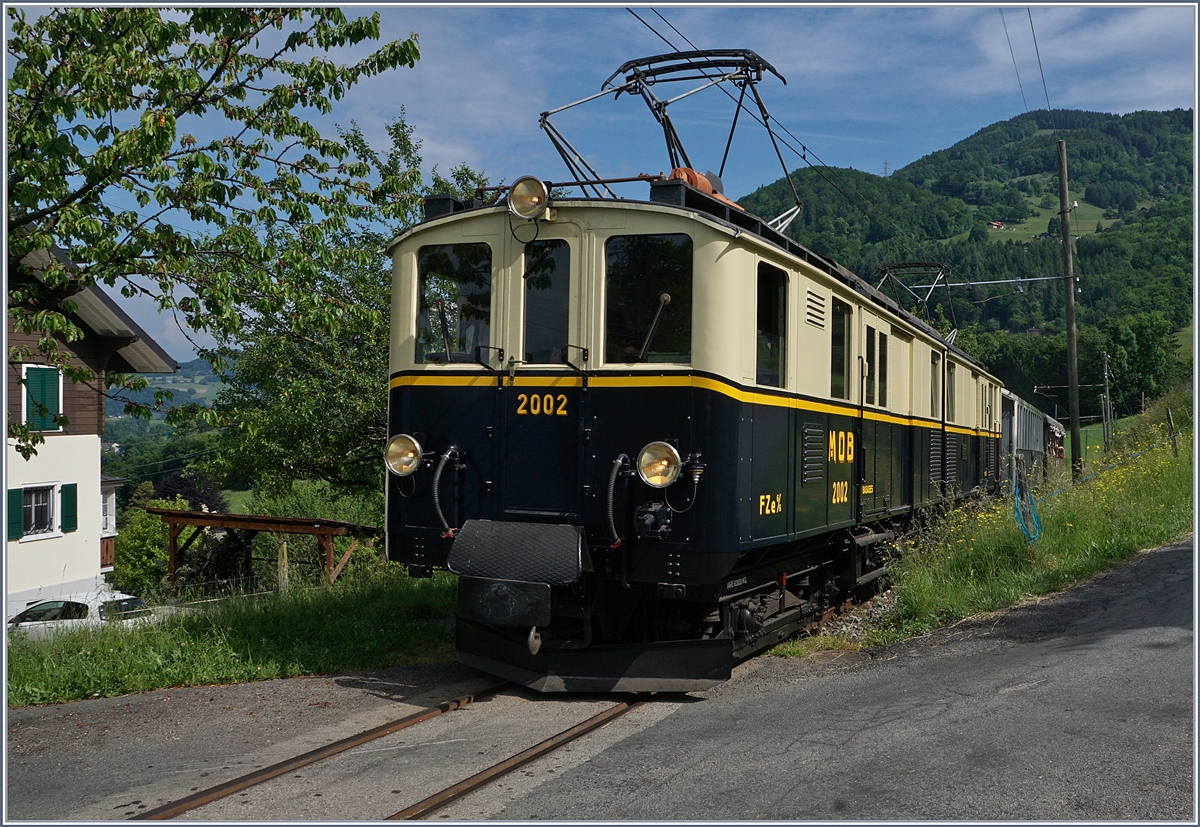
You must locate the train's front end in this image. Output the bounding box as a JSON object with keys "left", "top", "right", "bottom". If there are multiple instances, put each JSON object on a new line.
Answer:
{"left": 385, "top": 180, "right": 733, "bottom": 692}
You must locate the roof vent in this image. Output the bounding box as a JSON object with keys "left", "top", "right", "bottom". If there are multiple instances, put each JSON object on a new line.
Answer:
{"left": 423, "top": 194, "right": 468, "bottom": 220}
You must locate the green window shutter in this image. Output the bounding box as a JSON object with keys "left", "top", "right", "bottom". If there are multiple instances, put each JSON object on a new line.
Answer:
{"left": 25, "top": 366, "right": 60, "bottom": 431}
{"left": 7, "top": 489, "right": 24, "bottom": 540}
{"left": 60, "top": 484, "right": 78, "bottom": 533}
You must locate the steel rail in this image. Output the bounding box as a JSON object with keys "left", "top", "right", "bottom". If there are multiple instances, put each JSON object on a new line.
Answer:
{"left": 387, "top": 698, "right": 647, "bottom": 820}
{"left": 131, "top": 681, "right": 509, "bottom": 821}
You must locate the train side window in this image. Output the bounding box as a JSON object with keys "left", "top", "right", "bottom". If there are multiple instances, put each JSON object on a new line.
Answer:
{"left": 878, "top": 331, "right": 888, "bottom": 407}
{"left": 946, "top": 362, "right": 957, "bottom": 422}
{"left": 415, "top": 243, "right": 492, "bottom": 364}
{"left": 756, "top": 263, "right": 787, "bottom": 387}
{"left": 523, "top": 239, "right": 571, "bottom": 363}
{"left": 865, "top": 326, "right": 876, "bottom": 404}
{"left": 931, "top": 352, "right": 941, "bottom": 417}
{"left": 830, "top": 298, "right": 851, "bottom": 400}
{"left": 604, "top": 234, "right": 692, "bottom": 364}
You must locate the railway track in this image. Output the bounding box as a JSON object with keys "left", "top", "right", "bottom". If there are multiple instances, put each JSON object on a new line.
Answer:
{"left": 130, "top": 681, "right": 645, "bottom": 821}
{"left": 132, "top": 682, "right": 509, "bottom": 820}
{"left": 130, "top": 595, "right": 881, "bottom": 821}
{"left": 387, "top": 698, "right": 646, "bottom": 819}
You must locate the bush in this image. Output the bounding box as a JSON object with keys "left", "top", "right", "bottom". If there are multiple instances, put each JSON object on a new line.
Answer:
{"left": 245, "top": 480, "right": 385, "bottom": 590}
{"left": 109, "top": 495, "right": 192, "bottom": 597}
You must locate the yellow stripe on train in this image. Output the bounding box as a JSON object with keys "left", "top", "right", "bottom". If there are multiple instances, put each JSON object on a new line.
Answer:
{"left": 388, "top": 372, "right": 1001, "bottom": 437}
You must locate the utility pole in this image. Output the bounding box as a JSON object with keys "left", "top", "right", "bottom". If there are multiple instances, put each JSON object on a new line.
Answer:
{"left": 1101, "top": 350, "right": 1112, "bottom": 452}
{"left": 1058, "top": 140, "right": 1082, "bottom": 479}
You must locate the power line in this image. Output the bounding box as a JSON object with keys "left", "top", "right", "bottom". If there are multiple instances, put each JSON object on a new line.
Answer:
{"left": 107, "top": 445, "right": 222, "bottom": 474}
{"left": 1027, "top": 8, "right": 1057, "bottom": 132}
{"left": 999, "top": 9, "right": 1029, "bottom": 113}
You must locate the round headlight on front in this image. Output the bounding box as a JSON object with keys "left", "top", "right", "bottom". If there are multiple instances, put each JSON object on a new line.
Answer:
{"left": 509, "top": 175, "right": 550, "bottom": 220}
{"left": 385, "top": 434, "right": 423, "bottom": 476}
{"left": 637, "top": 441, "right": 682, "bottom": 488}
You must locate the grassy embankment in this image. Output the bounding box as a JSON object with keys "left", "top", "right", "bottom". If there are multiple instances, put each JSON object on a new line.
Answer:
{"left": 773, "top": 383, "right": 1194, "bottom": 658}
{"left": 7, "top": 567, "right": 457, "bottom": 707}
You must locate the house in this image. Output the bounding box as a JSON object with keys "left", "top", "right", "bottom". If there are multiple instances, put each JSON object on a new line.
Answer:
{"left": 6, "top": 250, "right": 176, "bottom": 616}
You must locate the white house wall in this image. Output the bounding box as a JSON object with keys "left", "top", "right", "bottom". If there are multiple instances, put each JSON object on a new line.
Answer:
{"left": 6, "top": 433, "right": 105, "bottom": 613}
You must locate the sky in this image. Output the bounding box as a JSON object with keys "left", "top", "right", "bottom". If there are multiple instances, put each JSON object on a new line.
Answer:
{"left": 93, "top": 4, "right": 1196, "bottom": 361}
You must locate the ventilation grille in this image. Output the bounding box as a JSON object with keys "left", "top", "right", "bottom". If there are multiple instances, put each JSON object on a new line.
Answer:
{"left": 805, "top": 290, "right": 826, "bottom": 329}
{"left": 929, "top": 430, "right": 942, "bottom": 483}
{"left": 944, "top": 435, "right": 958, "bottom": 486}
{"left": 802, "top": 423, "right": 825, "bottom": 485}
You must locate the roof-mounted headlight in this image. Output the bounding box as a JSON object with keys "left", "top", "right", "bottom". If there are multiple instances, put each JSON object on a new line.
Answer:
{"left": 509, "top": 175, "right": 550, "bottom": 220}
{"left": 385, "top": 434, "right": 423, "bottom": 476}
{"left": 637, "top": 441, "right": 682, "bottom": 488}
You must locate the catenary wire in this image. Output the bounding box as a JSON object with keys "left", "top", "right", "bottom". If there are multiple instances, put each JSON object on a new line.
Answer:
{"left": 1026, "top": 8, "right": 1057, "bottom": 133}
{"left": 999, "top": 9, "right": 1029, "bottom": 113}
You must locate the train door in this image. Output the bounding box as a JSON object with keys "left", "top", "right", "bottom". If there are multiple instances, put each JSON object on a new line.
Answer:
{"left": 930, "top": 349, "right": 945, "bottom": 501}
{"left": 501, "top": 231, "right": 585, "bottom": 519}
{"left": 826, "top": 296, "right": 856, "bottom": 528}
{"left": 859, "top": 309, "right": 890, "bottom": 519}
{"left": 752, "top": 262, "right": 792, "bottom": 542}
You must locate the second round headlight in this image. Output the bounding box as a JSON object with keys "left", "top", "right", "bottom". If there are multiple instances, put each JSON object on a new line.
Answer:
{"left": 637, "top": 441, "right": 682, "bottom": 488}
{"left": 384, "top": 433, "right": 423, "bottom": 476}
{"left": 508, "top": 175, "right": 550, "bottom": 220}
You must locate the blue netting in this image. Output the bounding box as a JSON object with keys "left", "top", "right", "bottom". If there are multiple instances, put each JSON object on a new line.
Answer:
{"left": 1014, "top": 475, "right": 1042, "bottom": 541}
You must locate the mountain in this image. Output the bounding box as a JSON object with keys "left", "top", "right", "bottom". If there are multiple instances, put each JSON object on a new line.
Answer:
{"left": 893, "top": 108, "right": 1193, "bottom": 214}
{"left": 738, "top": 108, "right": 1192, "bottom": 254}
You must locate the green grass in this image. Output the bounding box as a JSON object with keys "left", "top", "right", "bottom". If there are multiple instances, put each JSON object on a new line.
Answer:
{"left": 7, "top": 566, "right": 457, "bottom": 707}
{"left": 773, "top": 383, "right": 1193, "bottom": 658}
{"left": 982, "top": 190, "right": 1122, "bottom": 243}
{"left": 220, "top": 488, "right": 254, "bottom": 514}
{"left": 1174, "top": 322, "right": 1193, "bottom": 361}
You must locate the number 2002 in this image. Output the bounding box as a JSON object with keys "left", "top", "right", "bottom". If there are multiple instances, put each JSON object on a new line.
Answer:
{"left": 516, "top": 393, "right": 568, "bottom": 416}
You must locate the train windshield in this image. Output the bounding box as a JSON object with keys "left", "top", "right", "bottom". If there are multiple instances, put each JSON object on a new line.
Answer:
{"left": 604, "top": 233, "right": 693, "bottom": 364}
{"left": 523, "top": 239, "right": 571, "bottom": 363}
{"left": 416, "top": 243, "right": 492, "bottom": 364}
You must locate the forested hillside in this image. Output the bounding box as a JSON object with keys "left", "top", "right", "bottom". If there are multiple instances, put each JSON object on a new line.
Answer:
{"left": 737, "top": 168, "right": 975, "bottom": 264}
{"left": 736, "top": 108, "right": 1193, "bottom": 419}
{"left": 894, "top": 109, "right": 1192, "bottom": 219}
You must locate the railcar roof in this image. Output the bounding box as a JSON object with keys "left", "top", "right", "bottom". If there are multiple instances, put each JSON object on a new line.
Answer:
{"left": 387, "top": 184, "right": 992, "bottom": 375}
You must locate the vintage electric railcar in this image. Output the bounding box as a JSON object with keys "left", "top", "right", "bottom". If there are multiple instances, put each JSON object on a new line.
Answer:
{"left": 383, "top": 172, "right": 1006, "bottom": 691}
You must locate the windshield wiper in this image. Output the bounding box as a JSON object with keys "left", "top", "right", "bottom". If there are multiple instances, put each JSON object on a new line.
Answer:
{"left": 435, "top": 299, "right": 454, "bottom": 361}
{"left": 637, "top": 292, "right": 672, "bottom": 361}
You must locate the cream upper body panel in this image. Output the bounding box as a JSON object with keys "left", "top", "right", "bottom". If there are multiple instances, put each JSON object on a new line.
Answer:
{"left": 387, "top": 199, "right": 1002, "bottom": 422}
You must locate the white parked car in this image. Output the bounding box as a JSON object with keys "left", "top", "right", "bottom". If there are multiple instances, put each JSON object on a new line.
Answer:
{"left": 7, "top": 592, "right": 154, "bottom": 642}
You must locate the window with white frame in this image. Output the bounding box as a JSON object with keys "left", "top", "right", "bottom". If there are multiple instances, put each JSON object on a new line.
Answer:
{"left": 101, "top": 489, "right": 117, "bottom": 535}
{"left": 23, "top": 486, "right": 55, "bottom": 535}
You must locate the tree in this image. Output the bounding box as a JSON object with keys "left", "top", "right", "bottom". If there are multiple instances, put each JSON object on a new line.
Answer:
{"left": 208, "top": 116, "right": 489, "bottom": 495}
{"left": 154, "top": 469, "right": 228, "bottom": 513}
{"left": 6, "top": 8, "right": 421, "bottom": 455}
{"left": 110, "top": 495, "right": 192, "bottom": 597}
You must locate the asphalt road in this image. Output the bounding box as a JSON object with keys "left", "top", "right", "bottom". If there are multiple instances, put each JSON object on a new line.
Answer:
{"left": 7, "top": 537, "right": 1193, "bottom": 820}
{"left": 445, "top": 537, "right": 1195, "bottom": 821}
